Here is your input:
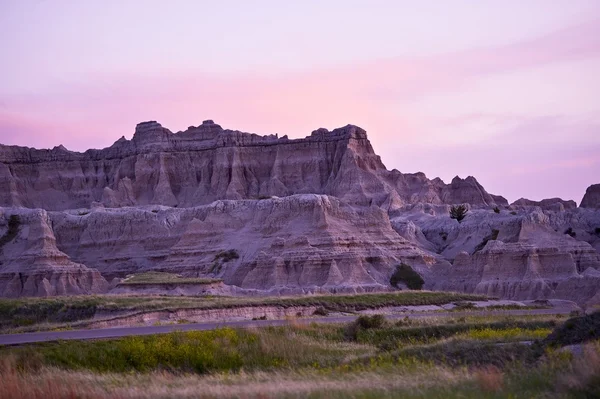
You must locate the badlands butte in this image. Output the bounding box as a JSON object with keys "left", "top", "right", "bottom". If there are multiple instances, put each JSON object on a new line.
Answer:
{"left": 1, "top": 120, "right": 600, "bottom": 305}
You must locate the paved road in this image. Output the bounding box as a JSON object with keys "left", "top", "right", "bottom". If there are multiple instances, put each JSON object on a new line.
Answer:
{"left": 0, "top": 307, "right": 572, "bottom": 346}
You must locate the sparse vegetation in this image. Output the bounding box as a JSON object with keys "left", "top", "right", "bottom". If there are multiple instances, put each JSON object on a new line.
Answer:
{"left": 510, "top": 211, "right": 517, "bottom": 215}
{"left": 564, "top": 227, "right": 576, "bottom": 237}
{"left": 119, "top": 272, "right": 222, "bottom": 286}
{"left": 439, "top": 232, "right": 448, "bottom": 241}
{"left": 390, "top": 263, "right": 425, "bottom": 290}
{"left": 1, "top": 314, "right": 598, "bottom": 399}
{"left": 449, "top": 204, "right": 468, "bottom": 223}
{"left": 210, "top": 249, "right": 240, "bottom": 274}
{"left": 0, "top": 291, "right": 488, "bottom": 332}
{"left": 493, "top": 206, "right": 500, "bottom": 214}
{"left": 214, "top": 249, "right": 240, "bottom": 262}
{"left": 472, "top": 229, "right": 499, "bottom": 253}
{"left": 313, "top": 307, "right": 329, "bottom": 316}
{"left": 542, "top": 310, "right": 600, "bottom": 348}
{"left": 0, "top": 214, "right": 20, "bottom": 250}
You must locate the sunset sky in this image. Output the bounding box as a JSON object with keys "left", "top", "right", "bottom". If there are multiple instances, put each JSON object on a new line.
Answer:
{"left": 1, "top": 1, "right": 599, "bottom": 203}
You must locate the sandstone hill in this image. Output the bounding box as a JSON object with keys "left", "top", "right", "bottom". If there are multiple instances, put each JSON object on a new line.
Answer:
{"left": 1, "top": 120, "right": 599, "bottom": 303}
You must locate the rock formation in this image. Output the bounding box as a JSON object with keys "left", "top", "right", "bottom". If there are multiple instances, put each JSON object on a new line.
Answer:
{"left": 511, "top": 197, "right": 577, "bottom": 211}
{"left": 580, "top": 184, "right": 600, "bottom": 208}
{"left": 0, "top": 209, "right": 108, "bottom": 297}
{"left": 0, "top": 121, "right": 507, "bottom": 211}
{"left": 0, "top": 120, "right": 598, "bottom": 303}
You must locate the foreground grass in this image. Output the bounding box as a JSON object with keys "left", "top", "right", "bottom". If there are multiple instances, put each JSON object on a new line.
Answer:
{"left": 119, "top": 272, "right": 222, "bottom": 286}
{"left": 1, "top": 313, "right": 599, "bottom": 398}
{"left": 0, "top": 291, "right": 488, "bottom": 331}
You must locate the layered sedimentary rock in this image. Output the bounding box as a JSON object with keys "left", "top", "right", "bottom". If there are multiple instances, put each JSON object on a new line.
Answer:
{"left": 0, "top": 120, "right": 507, "bottom": 211}
{"left": 511, "top": 197, "right": 577, "bottom": 211}
{"left": 581, "top": 184, "right": 600, "bottom": 208}
{"left": 0, "top": 120, "right": 598, "bottom": 303}
{"left": 3, "top": 195, "right": 448, "bottom": 295}
{"left": 393, "top": 206, "right": 600, "bottom": 304}
{"left": 0, "top": 209, "right": 108, "bottom": 297}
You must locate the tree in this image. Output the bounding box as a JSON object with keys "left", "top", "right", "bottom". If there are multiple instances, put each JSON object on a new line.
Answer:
{"left": 450, "top": 204, "right": 468, "bottom": 223}
{"left": 390, "top": 263, "right": 424, "bottom": 290}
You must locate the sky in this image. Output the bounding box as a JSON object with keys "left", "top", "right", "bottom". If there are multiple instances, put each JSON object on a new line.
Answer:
{"left": 0, "top": 1, "right": 599, "bottom": 203}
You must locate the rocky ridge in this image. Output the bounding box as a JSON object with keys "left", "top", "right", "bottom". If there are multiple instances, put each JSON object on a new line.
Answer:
{"left": 0, "top": 120, "right": 599, "bottom": 302}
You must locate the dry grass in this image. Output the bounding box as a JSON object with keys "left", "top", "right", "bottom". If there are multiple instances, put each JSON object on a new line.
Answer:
{"left": 119, "top": 272, "right": 222, "bottom": 286}
{"left": 0, "top": 358, "right": 470, "bottom": 399}
{"left": 2, "top": 315, "right": 598, "bottom": 398}
{"left": 0, "top": 291, "right": 489, "bottom": 333}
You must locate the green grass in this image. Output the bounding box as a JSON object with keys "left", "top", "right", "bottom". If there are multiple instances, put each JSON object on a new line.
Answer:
{"left": 0, "top": 291, "right": 489, "bottom": 331}
{"left": 2, "top": 314, "right": 599, "bottom": 399}
{"left": 119, "top": 272, "right": 222, "bottom": 285}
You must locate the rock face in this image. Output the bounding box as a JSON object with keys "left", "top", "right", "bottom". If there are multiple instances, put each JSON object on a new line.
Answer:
{"left": 0, "top": 210, "right": 108, "bottom": 297}
{"left": 47, "top": 194, "right": 447, "bottom": 294}
{"left": 0, "top": 120, "right": 598, "bottom": 303}
{"left": 511, "top": 198, "right": 577, "bottom": 211}
{"left": 581, "top": 184, "right": 600, "bottom": 208}
{"left": 0, "top": 121, "right": 506, "bottom": 211}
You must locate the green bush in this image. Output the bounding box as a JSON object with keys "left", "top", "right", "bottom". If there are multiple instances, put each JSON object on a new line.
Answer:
{"left": 449, "top": 205, "right": 468, "bottom": 222}
{"left": 345, "top": 315, "right": 387, "bottom": 340}
{"left": 542, "top": 311, "right": 600, "bottom": 348}
{"left": 313, "top": 307, "right": 328, "bottom": 316}
{"left": 390, "top": 264, "right": 424, "bottom": 290}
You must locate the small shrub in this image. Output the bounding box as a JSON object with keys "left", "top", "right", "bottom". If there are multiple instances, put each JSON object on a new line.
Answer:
{"left": 390, "top": 264, "right": 424, "bottom": 290}
{"left": 313, "top": 307, "right": 328, "bottom": 316}
{"left": 450, "top": 204, "right": 468, "bottom": 223}
{"left": 214, "top": 249, "right": 239, "bottom": 262}
{"left": 151, "top": 209, "right": 159, "bottom": 213}
{"left": 565, "top": 227, "right": 576, "bottom": 237}
{"left": 345, "top": 315, "right": 387, "bottom": 340}
{"left": 493, "top": 207, "right": 500, "bottom": 214}
{"left": 595, "top": 227, "right": 600, "bottom": 236}
{"left": 439, "top": 232, "right": 448, "bottom": 241}
{"left": 453, "top": 301, "right": 476, "bottom": 310}
{"left": 510, "top": 211, "right": 517, "bottom": 215}
{"left": 258, "top": 195, "right": 271, "bottom": 200}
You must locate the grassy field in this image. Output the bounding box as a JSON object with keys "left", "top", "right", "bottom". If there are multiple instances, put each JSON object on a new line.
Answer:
{"left": 0, "top": 312, "right": 598, "bottom": 398}
{"left": 119, "top": 272, "right": 222, "bottom": 285}
{"left": 0, "top": 291, "right": 488, "bottom": 331}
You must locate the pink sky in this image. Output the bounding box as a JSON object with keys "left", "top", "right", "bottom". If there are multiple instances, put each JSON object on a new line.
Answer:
{"left": 1, "top": 1, "right": 599, "bottom": 203}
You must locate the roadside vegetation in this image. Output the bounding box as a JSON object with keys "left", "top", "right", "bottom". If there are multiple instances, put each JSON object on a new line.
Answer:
{"left": 0, "top": 312, "right": 598, "bottom": 398}
{"left": 0, "top": 291, "right": 488, "bottom": 332}
{"left": 119, "top": 272, "right": 222, "bottom": 286}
